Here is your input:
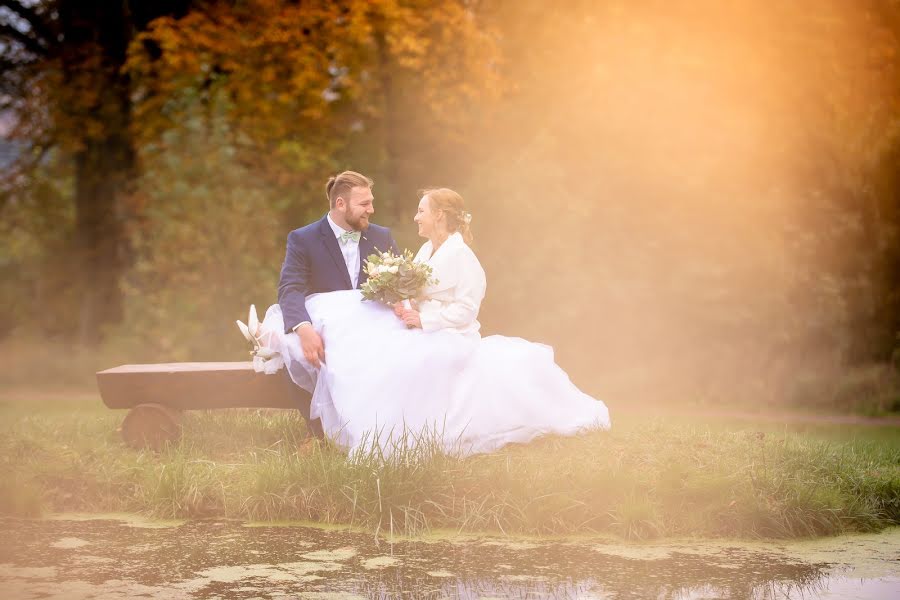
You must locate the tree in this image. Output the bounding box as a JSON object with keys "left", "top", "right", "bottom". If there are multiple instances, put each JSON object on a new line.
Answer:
{"left": 1, "top": 0, "right": 193, "bottom": 344}
{"left": 124, "top": 0, "right": 502, "bottom": 221}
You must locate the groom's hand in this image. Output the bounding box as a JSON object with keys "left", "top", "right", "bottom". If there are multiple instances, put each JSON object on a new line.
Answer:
{"left": 297, "top": 323, "right": 325, "bottom": 368}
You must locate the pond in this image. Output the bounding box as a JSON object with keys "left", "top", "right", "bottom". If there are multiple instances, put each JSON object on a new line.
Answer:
{"left": 1, "top": 516, "right": 897, "bottom": 599}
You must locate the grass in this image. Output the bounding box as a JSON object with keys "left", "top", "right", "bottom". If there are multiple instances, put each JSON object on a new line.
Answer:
{"left": 1, "top": 390, "right": 898, "bottom": 540}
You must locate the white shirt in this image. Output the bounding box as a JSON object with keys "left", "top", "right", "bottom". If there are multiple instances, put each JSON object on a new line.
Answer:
{"left": 326, "top": 213, "right": 360, "bottom": 289}
{"left": 414, "top": 232, "right": 486, "bottom": 338}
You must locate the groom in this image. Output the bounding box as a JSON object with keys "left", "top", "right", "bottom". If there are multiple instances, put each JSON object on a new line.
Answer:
{"left": 278, "top": 170, "right": 399, "bottom": 439}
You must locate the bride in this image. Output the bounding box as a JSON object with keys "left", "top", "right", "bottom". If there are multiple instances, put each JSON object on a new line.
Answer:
{"left": 257, "top": 188, "right": 611, "bottom": 457}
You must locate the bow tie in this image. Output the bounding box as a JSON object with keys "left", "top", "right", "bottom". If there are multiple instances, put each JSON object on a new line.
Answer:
{"left": 339, "top": 231, "right": 361, "bottom": 244}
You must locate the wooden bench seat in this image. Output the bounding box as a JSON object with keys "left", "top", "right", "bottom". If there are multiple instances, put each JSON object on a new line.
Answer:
{"left": 96, "top": 362, "right": 310, "bottom": 449}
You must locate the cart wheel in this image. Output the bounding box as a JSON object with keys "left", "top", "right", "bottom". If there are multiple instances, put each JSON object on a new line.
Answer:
{"left": 120, "top": 403, "right": 182, "bottom": 450}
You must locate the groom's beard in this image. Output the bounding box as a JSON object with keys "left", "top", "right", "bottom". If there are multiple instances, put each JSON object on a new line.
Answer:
{"left": 345, "top": 213, "right": 369, "bottom": 232}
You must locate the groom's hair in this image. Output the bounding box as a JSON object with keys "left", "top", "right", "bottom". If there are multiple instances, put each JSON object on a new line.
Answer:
{"left": 326, "top": 171, "right": 374, "bottom": 208}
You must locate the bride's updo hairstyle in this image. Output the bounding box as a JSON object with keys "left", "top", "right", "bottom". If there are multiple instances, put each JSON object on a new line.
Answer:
{"left": 421, "top": 187, "right": 473, "bottom": 244}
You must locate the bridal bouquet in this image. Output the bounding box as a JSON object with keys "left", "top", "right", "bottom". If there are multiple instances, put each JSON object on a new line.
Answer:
{"left": 360, "top": 249, "right": 435, "bottom": 308}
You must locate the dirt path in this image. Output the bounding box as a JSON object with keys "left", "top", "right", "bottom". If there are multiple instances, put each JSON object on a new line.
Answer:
{"left": 3, "top": 386, "right": 899, "bottom": 427}
{"left": 615, "top": 405, "right": 900, "bottom": 427}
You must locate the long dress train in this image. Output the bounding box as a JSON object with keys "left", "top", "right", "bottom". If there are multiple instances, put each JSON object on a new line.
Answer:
{"left": 256, "top": 291, "right": 610, "bottom": 457}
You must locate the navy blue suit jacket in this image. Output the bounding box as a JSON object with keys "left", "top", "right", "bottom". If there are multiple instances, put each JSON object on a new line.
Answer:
{"left": 278, "top": 215, "right": 399, "bottom": 333}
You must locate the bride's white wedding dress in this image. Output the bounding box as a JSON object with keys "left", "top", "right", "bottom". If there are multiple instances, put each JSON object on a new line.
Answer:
{"left": 255, "top": 232, "right": 611, "bottom": 456}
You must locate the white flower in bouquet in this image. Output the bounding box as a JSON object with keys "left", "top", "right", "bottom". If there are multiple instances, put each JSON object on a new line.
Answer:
{"left": 360, "top": 249, "right": 436, "bottom": 307}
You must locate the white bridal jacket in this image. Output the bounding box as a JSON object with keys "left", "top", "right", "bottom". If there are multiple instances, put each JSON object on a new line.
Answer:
{"left": 413, "top": 232, "right": 486, "bottom": 338}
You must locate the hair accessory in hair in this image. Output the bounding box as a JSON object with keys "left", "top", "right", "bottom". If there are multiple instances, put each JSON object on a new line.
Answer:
{"left": 463, "top": 211, "right": 472, "bottom": 225}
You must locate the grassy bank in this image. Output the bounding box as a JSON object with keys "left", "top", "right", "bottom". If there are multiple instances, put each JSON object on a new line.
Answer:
{"left": 1, "top": 390, "right": 898, "bottom": 540}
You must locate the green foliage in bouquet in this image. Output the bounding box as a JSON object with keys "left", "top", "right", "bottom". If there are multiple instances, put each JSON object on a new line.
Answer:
{"left": 360, "top": 250, "right": 436, "bottom": 306}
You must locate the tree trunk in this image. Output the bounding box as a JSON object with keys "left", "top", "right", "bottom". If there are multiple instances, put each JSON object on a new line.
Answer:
{"left": 73, "top": 132, "right": 133, "bottom": 344}
{"left": 58, "top": 1, "right": 136, "bottom": 345}
{"left": 371, "top": 10, "right": 403, "bottom": 221}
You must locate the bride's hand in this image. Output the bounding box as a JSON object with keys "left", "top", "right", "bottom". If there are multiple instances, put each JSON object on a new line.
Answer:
{"left": 394, "top": 299, "right": 419, "bottom": 317}
{"left": 401, "top": 309, "right": 422, "bottom": 329}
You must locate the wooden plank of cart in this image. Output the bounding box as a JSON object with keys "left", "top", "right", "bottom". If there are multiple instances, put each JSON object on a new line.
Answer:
{"left": 96, "top": 362, "right": 310, "bottom": 450}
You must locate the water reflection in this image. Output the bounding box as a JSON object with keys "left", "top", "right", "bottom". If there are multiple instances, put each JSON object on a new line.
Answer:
{"left": 0, "top": 518, "right": 896, "bottom": 599}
